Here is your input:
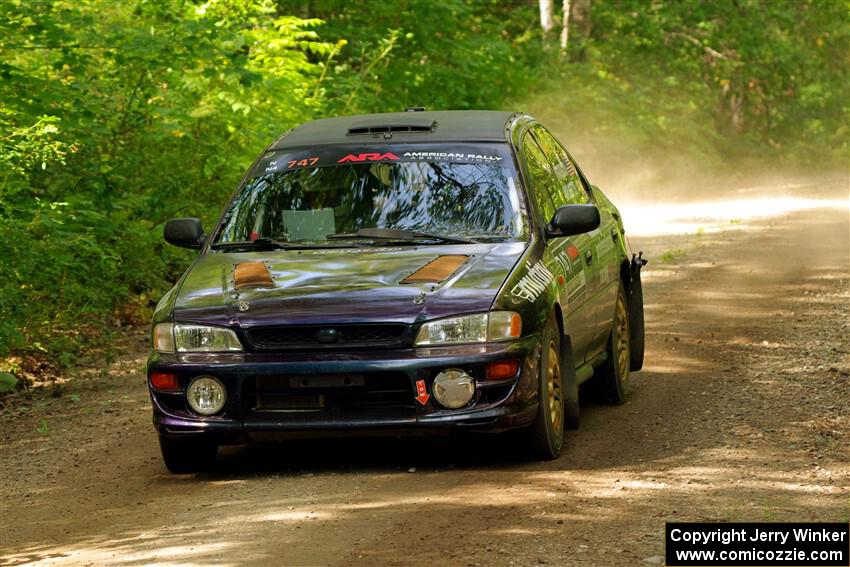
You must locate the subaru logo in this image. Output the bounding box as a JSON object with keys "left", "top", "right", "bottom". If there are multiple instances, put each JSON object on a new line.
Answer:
{"left": 316, "top": 328, "right": 340, "bottom": 344}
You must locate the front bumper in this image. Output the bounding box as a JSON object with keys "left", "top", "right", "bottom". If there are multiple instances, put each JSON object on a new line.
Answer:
{"left": 147, "top": 335, "right": 542, "bottom": 442}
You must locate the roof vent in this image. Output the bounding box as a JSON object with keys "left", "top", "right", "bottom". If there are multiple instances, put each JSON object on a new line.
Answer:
{"left": 347, "top": 119, "right": 437, "bottom": 136}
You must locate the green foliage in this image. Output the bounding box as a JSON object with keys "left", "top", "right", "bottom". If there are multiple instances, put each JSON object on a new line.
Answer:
{"left": 659, "top": 247, "right": 687, "bottom": 264}
{"left": 525, "top": 0, "right": 849, "bottom": 179}
{"left": 0, "top": 372, "right": 17, "bottom": 393}
{"left": 0, "top": 0, "right": 333, "bottom": 360}
{"left": 36, "top": 418, "right": 49, "bottom": 435}
{"left": 284, "top": 0, "right": 541, "bottom": 113}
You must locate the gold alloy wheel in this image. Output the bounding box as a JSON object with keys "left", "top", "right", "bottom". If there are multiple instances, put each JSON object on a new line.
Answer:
{"left": 615, "top": 290, "right": 631, "bottom": 386}
{"left": 546, "top": 341, "right": 563, "bottom": 434}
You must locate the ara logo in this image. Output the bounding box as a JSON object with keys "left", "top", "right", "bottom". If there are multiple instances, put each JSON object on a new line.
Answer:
{"left": 337, "top": 152, "right": 400, "bottom": 163}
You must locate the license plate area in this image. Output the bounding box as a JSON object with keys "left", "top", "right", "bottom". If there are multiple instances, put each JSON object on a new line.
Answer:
{"left": 245, "top": 372, "right": 415, "bottom": 414}
{"left": 255, "top": 393, "right": 325, "bottom": 411}
{"left": 289, "top": 374, "right": 366, "bottom": 389}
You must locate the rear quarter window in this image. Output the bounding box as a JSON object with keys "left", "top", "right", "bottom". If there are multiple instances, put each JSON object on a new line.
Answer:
{"left": 531, "top": 126, "right": 589, "bottom": 206}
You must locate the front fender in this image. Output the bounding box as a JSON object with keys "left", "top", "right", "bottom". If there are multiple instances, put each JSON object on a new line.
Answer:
{"left": 491, "top": 236, "right": 560, "bottom": 337}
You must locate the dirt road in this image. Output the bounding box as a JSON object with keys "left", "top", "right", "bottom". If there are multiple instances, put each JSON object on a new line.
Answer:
{"left": 2, "top": 197, "right": 848, "bottom": 566}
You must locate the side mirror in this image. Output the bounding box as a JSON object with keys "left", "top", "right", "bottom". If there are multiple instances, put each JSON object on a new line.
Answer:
{"left": 164, "top": 218, "right": 205, "bottom": 249}
{"left": 547, "top": 204, "right": 600, "bottom": 238}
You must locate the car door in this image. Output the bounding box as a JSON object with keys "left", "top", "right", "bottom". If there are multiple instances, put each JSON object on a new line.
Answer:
{"left": 521, "top": 129, "right": 596, "bottom": 364}
{"left": 531, "top": 126, "right": 618, "bottom": 362}
{"left": 576, "top": 170, "right": 622, "bottom": 357}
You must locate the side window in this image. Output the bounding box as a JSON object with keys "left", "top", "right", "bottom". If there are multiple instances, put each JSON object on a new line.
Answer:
{"left": 521, "top": 133, "right": 557, "bottom": 223}
{"left": 571, "top": 157, "right": 594, "bottom": 195}
{"left": 531, "top": 126, "right": 589, "bottom": 206}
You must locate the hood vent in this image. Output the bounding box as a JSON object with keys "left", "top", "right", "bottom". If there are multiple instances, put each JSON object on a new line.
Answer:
{"left": 347, "top": 120, "right": 437, "bottom": 136}
{"left": 234, "top": 262, "right": 274, "bottom": 289}
{"left": 402, "top": 255, "right": 469, "bottom": 284}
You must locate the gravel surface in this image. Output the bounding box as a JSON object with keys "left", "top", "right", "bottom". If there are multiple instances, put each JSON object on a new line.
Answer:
{"left": 1, "top": 203, "right": 848, "bottom": 567}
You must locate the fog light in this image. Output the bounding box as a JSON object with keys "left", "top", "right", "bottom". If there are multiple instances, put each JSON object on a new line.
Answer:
{"left": 186, "top": 375, "right": 226, "bottom": 415}
{"left": 432, "top": 369, "right": 475, "bottom": 409}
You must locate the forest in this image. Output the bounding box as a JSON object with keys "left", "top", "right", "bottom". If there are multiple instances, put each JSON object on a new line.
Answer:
{"left": 1, "top": 0, "right": 847, "bottom": 372}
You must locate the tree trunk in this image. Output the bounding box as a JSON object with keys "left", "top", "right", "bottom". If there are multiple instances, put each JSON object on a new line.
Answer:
{"left": 539, "top": 0, "right": 555, "bottom": 34}
{"left": 568, "top": 0, "right": 592, "bottom": 60}
{"left": 560, "top": 0, "right": 571, "bottom": 52}
{"left": 570, "top": 0, "right": 592, "bottom": 39}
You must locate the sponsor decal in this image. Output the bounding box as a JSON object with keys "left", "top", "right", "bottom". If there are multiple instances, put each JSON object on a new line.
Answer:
{"left": 546, "top": 247, "right": 585, "bottom": 301}
{"left": 595, "top": 239, "right": 615, "bottom": 285}
{"left": 551, "top": 249, "right": 574, "bottom": 276}
{"left": 567, "top": 271, "right": 586, "bottom": 302}
{"left": 414, "top": 380, "right": 430, "bottom": 405}
{"left": 288, "top": 157, "right": 320, "bottom": 168}
{"left": 338, "top": 152, "right": 400, "bottom": 163}
{"left": 596, "top": 236, "right": 614, "bottom": 258}
{"left": 510, "top": 261, "right": 554, "bottom": 302}
{"left": 599, "top": 266, "right": 609, "bottom": 285}
{"left": 258, "top": 147, "right": 510, "bottom": 175}
{"left": 402, "top": 151, "right": 503, "bottom": 163}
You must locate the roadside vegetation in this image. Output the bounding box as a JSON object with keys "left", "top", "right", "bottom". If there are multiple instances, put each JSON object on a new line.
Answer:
{"left": 1, "top": 0, "right": 846, "bottom": 383}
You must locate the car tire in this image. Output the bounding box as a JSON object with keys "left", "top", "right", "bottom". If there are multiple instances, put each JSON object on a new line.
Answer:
{"left": 596, "top": 283, "right": 631, "bottom": 404}
{"left": 562, "top": 335, "right": 580, "bottom": 431}
{"left": 628, "top": 270, "right": 645, "bottom": 371}
{"left": 524, "top": 314, "right": 565, "bottom": 460}
{"left": 159, "top": 435, "right": 218, "bottom": 474}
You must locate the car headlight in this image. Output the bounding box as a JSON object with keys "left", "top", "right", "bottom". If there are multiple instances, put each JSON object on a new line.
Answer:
{"left": 153, "top": 323, "right": 243, "bottom": 353}
{"left": 415, "top": 311, "right": 522, "bottom": 346}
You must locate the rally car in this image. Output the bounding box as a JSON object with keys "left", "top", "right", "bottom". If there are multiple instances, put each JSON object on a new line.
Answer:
{"left": 148, "top": 110, "right": 646, "bottom": 473}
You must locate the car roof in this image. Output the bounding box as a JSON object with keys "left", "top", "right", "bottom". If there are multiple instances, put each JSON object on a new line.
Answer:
{"left": 270, "top": 110, "right": 519, "bottom": 150}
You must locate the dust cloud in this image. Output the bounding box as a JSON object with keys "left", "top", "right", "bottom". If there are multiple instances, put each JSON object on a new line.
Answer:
{"left": 522, "top": 96, "right": 849, "bottom": 240}
{"left": 523, "top": 92, "right": 849, "bottom": 206}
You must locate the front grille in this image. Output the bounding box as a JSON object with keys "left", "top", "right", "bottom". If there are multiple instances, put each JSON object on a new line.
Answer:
{"left": 244, "top": 372, "right": 415, "bottom": 414}
{"left": 245, "top": 324, "right": 408, "bottom": 351}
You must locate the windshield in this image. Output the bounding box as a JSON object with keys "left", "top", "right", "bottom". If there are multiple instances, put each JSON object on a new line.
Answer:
{"left": 214, "top": 145, "right": 527, "bottom": 246}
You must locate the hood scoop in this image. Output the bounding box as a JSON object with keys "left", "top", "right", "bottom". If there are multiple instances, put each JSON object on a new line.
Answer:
{"left": 401, "top": 255, "right": 469, "bottom": 284}
{"left": 234, "top": 262, "right": 274, "bottom": 289}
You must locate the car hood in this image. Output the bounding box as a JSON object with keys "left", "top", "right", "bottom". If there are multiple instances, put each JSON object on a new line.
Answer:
{"left": 172, "top": 243, "right": 526, "bottom": 328}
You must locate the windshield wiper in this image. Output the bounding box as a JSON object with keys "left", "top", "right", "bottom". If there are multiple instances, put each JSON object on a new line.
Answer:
{"left": 327, "top": 228, "right": 478, "bottom": 244}
{"left": 211, "top": 237, "right": 368, "bottom": 251}
{"left": 210, "top": 237, "right": 301, "bottom": 251}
